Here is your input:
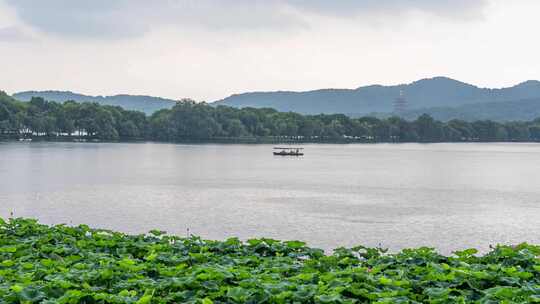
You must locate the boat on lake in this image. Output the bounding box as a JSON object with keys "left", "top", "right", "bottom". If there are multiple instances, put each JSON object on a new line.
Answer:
{"left": 273, "top": 147, "right": 304, "bottom": 156}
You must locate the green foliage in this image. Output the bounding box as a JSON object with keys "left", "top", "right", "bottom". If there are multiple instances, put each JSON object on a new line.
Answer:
{"left": 0, "top": 91, "right": 25, "bottom": 136}
{"left": 1, "top": 218, "right": 539, "bottom": 303}
{"left": 0, "top": 95, "right": 148, "bottom": 140}
{"left": 4, "top": 93, "right": 540, "bottom": 142}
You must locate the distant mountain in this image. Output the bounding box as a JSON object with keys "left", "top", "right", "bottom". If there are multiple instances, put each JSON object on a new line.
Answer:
{"left": 377, "top": 98, "right": 540, "bottom": 122}
{"left": 213, "top": 77, "right": 540, "bottom": 116}
{"left": 12, "top": 91, "right": 176, "bottom": 114}
{"left": 13, "top": 77, "right": 540, "bottom": 121}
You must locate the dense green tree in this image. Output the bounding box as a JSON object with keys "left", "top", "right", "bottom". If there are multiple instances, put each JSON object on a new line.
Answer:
{"left": 505, "top": 122, "right": 530, "bottom": 141}
{"left": 222, "top": 119, "right": 246, "bottom": 137}
{"left": 0, "top": 92, "right": 19, "bottom": 134}
{"left": 447, "top": 120, "right": 474, "bottom": 140}
{"left": 148, "top": 109, "right": 174, "bottom": 141}
{"left": 415, "top": 114, "right": 443, "bottom": 142}
{"left": 2, "top": 94, "right": 540, "bottom": 142}
{"left": 471, "top": 120, "right": 504, "bottom": 141}
{"left": 387, "top": 116, "right": 418, "bottom": 141}
{"left": 529, "top": 124, "right": 540, "bottom": 140}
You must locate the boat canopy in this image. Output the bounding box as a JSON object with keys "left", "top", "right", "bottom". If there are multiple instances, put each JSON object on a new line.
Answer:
{"left": 273, "top": 147, "right": 304, "bottom": 150}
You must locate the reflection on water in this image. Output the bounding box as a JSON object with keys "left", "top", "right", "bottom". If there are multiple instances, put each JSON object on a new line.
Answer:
{"left": 1, "top": 141, "right": 540, "bottom": 253}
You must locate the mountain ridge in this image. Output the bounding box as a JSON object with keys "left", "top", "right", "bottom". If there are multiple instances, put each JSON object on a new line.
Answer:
{"left": 213, "top": 76, "right": 540, "bottom": 115}
{"left": 12, "top": 90, "right": 177, "bottom": 114}
{"left": 367, "top": 98, "right": 540, "bottom": 122}
{"left": 11, "top": 77, "right": 540, "bottom": 121}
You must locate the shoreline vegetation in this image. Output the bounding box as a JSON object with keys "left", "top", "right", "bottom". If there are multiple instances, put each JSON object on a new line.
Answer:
{"left": 3, "top": 91, "right": 540, "bottom": 144}
{"left": 1, "top": 218, "right": 539, "bottom": 303}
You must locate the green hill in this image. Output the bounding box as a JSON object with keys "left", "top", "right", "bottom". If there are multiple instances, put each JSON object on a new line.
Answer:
{"left": 394, "top": 98, "right": 540, "bottom": 122}
{"left": 13, "top": 91, "right": 176, "bottom": 114}
{"left": 213, "top": 77, "right": 540, "bottom": 117}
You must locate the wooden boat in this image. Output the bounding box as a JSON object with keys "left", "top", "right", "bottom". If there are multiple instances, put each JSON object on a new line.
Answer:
{"left": 273, "top": 147, "right": 304, "bottom": 156}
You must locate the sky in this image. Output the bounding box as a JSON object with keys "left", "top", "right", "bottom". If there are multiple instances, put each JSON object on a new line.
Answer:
{"left": 0, "top": 0, "right": 539, "bottom": 101}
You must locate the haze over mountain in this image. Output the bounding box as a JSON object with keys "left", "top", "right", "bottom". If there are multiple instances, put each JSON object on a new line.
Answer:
{"left": 372, "top": 98, "right": 540, "bottom": 122}
{"left": 12, "top": 91, "right": 176, "bottom": 114}
{"left": 214, "top": 77, "right": 540, "bottom": 117}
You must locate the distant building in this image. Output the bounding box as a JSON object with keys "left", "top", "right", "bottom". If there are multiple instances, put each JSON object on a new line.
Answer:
{"left": 393, "top": 90, "right": 407, "bottom": 114}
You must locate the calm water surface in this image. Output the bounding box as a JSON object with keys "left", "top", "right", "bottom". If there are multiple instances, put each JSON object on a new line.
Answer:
{"left": 1, "top": 141, "right": 540, "bottom": 253}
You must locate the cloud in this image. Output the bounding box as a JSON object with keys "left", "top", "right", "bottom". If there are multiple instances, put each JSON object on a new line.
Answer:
{"left": 290, "top": 0, "right": 483, "bottom": 14}
{"left": 287, "top": 0, "right": 487, "bottom": 19}
{"left": 0, "top": 26, "right": 31, "bottom": 42}
{"left": 3, "top": 0, "right": 302, "bottom": 39}
{"left": 3, "top": 0, "right": 487, "bottom": 39}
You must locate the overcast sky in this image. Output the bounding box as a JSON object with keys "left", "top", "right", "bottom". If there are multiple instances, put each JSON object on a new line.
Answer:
{"left": 0, "top": 0, "right": 538, "bottom": 101}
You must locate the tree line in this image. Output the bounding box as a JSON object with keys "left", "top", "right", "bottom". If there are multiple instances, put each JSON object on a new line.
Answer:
{"left": 2, "top": 91, "right": 540, "bottom": 142}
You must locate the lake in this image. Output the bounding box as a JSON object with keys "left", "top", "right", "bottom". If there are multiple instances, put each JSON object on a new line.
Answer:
{"left": 1, "top": 141, "right": 540, "bottom": 253}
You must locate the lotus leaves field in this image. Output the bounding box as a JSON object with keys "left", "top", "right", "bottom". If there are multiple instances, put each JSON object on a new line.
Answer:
{"left": 1, "top": 218, "right": 540, "bottom": 303}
